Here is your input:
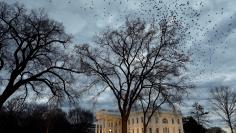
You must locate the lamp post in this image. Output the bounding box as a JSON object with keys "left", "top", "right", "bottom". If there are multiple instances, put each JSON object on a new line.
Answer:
{"left": 109, "top": 129, "right": 112, "bottom": 133}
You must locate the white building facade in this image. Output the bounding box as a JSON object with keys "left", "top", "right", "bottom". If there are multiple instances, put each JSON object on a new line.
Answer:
{"left": 95, "top": 110, "right": 184, "bottom": 133}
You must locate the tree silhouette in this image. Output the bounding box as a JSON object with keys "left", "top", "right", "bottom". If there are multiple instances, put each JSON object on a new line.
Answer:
{"left": 136, "top": 78, "right": 189, "bottom": 133}
{"left": 77, "top": 17, "right": 190, "bottom": 133}
{"left": 0, "top": 2, "right": 80, "bottom": 109}
{"left": 191, "top": 102, "right": 209, "bottom": 127}
{"left": 210, "top": 86, "right": 236, "bottom": 133}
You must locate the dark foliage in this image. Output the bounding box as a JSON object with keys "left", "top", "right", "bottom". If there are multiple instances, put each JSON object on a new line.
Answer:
{"left": 0, "top": 104, "right": 94, "bottom": 133}
{"left": 206, "top": 127, "right": 226, "bottom": 133}
{"left": 183, "top": 116, "right": 206, "bottom": 133}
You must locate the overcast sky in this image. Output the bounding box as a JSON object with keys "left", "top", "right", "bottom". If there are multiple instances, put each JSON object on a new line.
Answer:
{"left": 3, "top": 0, "right": 236, "bottom": 129}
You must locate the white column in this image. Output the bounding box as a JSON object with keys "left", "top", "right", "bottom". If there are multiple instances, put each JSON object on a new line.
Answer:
{"left": 105, "top": 120, "right": 108, "bottom": 133}
{"left": 102, "top": 121, "right": 104, "bottom": 133}
{"left": 95, "top": 122, "right": 97, "bottom": 133}
{"left": 98, "top": 122, "right": 100, "bottom": 133}
{"left": 113, "top": 120, "right": 114, "bottom": 133}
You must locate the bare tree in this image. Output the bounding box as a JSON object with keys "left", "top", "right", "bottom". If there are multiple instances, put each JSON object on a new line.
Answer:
{"left": 0, "top": 15, "right": 8, "bottom": 70}
{"left": 0, "top": 3, "right": 10, "bottom": 71}
{"left": 210, "top": 86, "right": 236, "bottom": 133}
{"left": 136, "top": 75, "right": 189, "bottom": 133}
{"left": 191, "top": 102, "right": 209, "bottom": 127}
{"left": 76, "top": 17, "right": 190, "bottom": 133}
{"left": 138, "top": 87, "right": 167, "bottom": 133}
{"left": 0, "top": 2, "right": 80, "bottom": 109}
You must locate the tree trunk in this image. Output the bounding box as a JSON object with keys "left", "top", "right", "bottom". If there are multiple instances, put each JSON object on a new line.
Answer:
{"left": 143, "top": 118, "right": 149, "bottom": 133}
{"left": 143, "top": 125, "right": 147, "bottom": 133}
{"left": 0, "top": 89, "right": 14, "bottom": 109}
{"left": 227, "top": 113, "right": 234, "bottom": 133}
{"left": 229, "top": 122, "right": 234, "bottom": 133}
{"left": 0, "top": 95, "right": 4, "bottom": 110}
{"left": 0, "top": 83, "right": 17, "bottom": 110}
{"left": 121, "top": 115, "right": 128, "bottom": 133}
{"left": 0, "top": 95, "right": 8, "bottom": 110}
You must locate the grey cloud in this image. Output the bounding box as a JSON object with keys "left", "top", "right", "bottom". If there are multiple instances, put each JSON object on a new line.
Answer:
{"left": 3, "top": 0, "right": 236, "bottom": 127}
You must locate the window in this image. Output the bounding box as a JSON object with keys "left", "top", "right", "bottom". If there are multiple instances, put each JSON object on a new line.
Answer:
{"left": 100, "top": 125, "right": 102, "bottom": 133}
{"left": 149, "top": 128, "right": 152, "bottom": 133}
{"left": 132, "top": 118, "right": 134, "bottom": 124}
{"left": 155, "top": 117, "right": 158, "bottom": 123}
{"left": 137, "top": 128, "right": 139, "bottom": 133}
{"left": 128, "top": 119, "right": 130, "bottom": 125}
{"left": 156, "top": 128, "right": 159, "bottom": 133}
{"left": 179, "top": 129, "right": 181, "bottom": 133}
{"left": 141, "top": 117, "right": 144, "bottom": 123}
{"left": 96, "top": 125, "right": 99, "bottom": 133}
{"left": 162, "top": 118, "right": 168, "bottom": 124}
{"left": 137, "top": 117, "right": 139, "bottom": 124}
{"left": 172, "top": 118, "right": 174, "bottom": 124}
{"left": 177, "top": 119, "right": 180, "bottom": 124}
{"left": 133, "top": 129, "right": 134, "bottom": 133}
{"left": 163, "top": 128, "right": 169, "bottom": 133}
{"left": 142, "top": 128, "right": 144, "bottom": 133}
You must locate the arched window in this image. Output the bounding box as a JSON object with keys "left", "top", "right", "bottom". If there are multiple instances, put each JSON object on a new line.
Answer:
{"left": 162, "top": 118, "right": 168, "bottom": 124}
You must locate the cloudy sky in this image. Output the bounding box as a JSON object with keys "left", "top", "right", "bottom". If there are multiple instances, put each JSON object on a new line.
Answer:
{"left": 3, "top": 0, "right": 236, "bottom": 128}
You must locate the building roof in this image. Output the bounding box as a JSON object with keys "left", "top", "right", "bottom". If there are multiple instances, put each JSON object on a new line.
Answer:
{"left": 96, "top": 108, "right": 182, "bottom": 117}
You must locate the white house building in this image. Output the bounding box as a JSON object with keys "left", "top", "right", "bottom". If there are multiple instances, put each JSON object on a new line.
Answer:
{"left": 95, "top": 109, "right": 184, "bottom": 133}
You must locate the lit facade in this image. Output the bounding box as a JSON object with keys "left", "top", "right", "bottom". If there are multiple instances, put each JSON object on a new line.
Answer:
{"left": 95, "top": 110, "right": 184, "bottom": 133}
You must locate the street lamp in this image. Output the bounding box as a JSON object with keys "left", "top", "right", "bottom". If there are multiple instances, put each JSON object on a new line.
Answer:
{"left": 109, "top": 129, "right": 112, "bottom": 133}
